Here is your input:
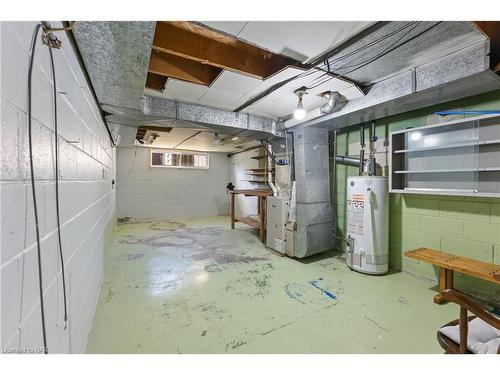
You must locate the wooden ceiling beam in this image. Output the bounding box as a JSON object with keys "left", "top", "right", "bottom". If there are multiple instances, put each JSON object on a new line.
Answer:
{"left": 146, "top": 72, "right": 167, "bottom": 91}
{"left": 152, "top": 21, "right": 297, "bottom": 79}
{"left": 136, "top": 126, "right": 172, "bottom": 142}
{"left": 474, "top": 22, "right": 500, "bottom": 69}
{"left": 141, "top": 126, "right": 173, "bottom": 133}
{"left": 149, "top": 50, "right": 222, "bottom": 86}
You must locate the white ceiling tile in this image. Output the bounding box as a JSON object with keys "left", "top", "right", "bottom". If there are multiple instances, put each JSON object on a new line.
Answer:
{"left": 198, "top": 89, "right": 240, "bottom": 110}
{"left": 244, "top": 69, "right": 326, "bottom": 117}
{"left": 247, "top": 100, "right": 292, "bottom": 118}
{"left": 230, "top": 66, "right": 306, "bottom": 108}
{"left": 245, "top": 68, "right": 363, "bottom": 118}
{"left": 163, "top": 78, "right": 209, "bottom": 102}
{"left": 210, "top": 70, "right": 261, "bottom": 94}
{"left": 152, "top": 129, "right": 261, "bottom": 153}
{"left": 306, "top": 77, "right": 355, "bottom": 96}
{"left": 237, "top": 21, "right": 374, "bottom": 62}
{"left": 150, "top": 128, "right": 198, "bottom": 148}
{"left": 199, "top": 21, "right": 248, "bottom": 37}
{"left": 178, "top": 132, "right": 228, "bottom": 152}
{"left": 144, "top": 87, "right": 163, "bottom": 98}
{"left": 258, "top": 66, "right": 306, "bottom": 88}
{"left": 340, "top": 85, "right": 365, "bottom": 100}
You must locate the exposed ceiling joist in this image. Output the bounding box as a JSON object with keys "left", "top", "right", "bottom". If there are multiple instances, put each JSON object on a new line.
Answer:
{"left": 146, "top": 73, "right": 167, "bottom": 91}
{"left": 149, "top": 50, "right": 222, "bottom": 85}
{"left": 152, "top": 21, "right": 298, "bottom": 79}
{"left": 474, "top": 21, "right": 500, "bottom": 71}
{"left": 135, "top": 125, "right": 172, "bottom": 142}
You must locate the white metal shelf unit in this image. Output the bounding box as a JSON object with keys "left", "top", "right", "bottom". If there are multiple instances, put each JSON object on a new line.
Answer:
{"left": 389, "top": 114, "right": 500, "bottom": 197}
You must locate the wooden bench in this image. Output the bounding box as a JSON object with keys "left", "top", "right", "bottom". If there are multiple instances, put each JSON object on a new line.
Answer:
{"left": 230, "top": 189, "right": 272, "bottom": 242}
{"left": 405, "top": 248, "right": 500, "bottom": 304}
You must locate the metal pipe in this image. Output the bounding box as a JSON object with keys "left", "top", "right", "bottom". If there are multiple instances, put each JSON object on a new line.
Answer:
{"left": 360, "top": 123, "right": 365, "bottom": 148}
{"left": 331, "top": 155, "right": 361, "bottom": 166}
{"left": 320, "top": 91, "right": 340, "bottom": 115}
{"left": 331, "top": 130, "right": 338, "bottom": 250}
{"left": 368, "top": 121, "right": 377, "bottom": 175}
{"left": 370, "top": 121, "right": 376, "bottom": 143}
{"left": 359, "top": 123, "right": 365, "bottom": 176}
{"left": 267, "top": 142, "right": 278, "bottom": 196}
{"left": 332, "top": 130, "right": 337, "bottom": 203}
{"left": 359, "top": 149, "right": 365, "bottom": 175}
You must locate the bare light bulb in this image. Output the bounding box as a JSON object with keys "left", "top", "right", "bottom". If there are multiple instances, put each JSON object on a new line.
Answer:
{"left": 410, "top": 132, "right": 421, "bottom": 141}
{"left": 293, "top": 97, "right": 306, "bottom": 120}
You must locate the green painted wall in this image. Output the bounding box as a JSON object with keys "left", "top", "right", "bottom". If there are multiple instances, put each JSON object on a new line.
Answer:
{"left": 331, "top": 89, "right": 500, "bottom": 305}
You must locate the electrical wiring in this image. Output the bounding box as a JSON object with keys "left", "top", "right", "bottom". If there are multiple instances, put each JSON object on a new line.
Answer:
{"left": 49, "top": 46, "right": 68, "bottom": 328}
{"left": 302, "top": 22, "right": 436, "bottom": 93}
{"left": 235, "top": 22, "right": 440, "bottom": 113}
{"left": 334, "top": 22, "right": 423, "bottom": 72}
{"left": 27, "top": 21, "right": 74, "bottom": 354}
{"left": 234, "top": 23, "right": 416, "bottom": 112}
{"left": 233, "top": 67, "right": 323, "bottom": 112}
{"left": 305, "top": 73, "right": 335, "bottom": 90}
{"left": 28, "top": 22, "right": 48, "bottom": 354}
{"left": 325, "top": 21, "right": 420, "bottom": 65}
{"left": 299, "top": 22, "right": 419, "bottom": 87}
{"left": 336, "top": 22, "right": 442, "bottom": 78}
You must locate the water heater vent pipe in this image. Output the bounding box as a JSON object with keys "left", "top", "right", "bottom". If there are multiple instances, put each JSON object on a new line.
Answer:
{"left": 320, "top": 91, "right": 340, "bottom": 115}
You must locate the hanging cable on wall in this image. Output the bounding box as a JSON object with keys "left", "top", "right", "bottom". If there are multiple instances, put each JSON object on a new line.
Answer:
{"left": 27, "top": 21, "right": 73, "bottom": 354}
{"left": 28, "top": 22, "right": 48, "bottom": 355}
{"left": 49, "top": 45, "right": 68, "bottom": 329}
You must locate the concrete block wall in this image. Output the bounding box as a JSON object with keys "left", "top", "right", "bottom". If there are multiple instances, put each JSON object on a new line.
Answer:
{"left": 1, "top": 22, "right": 115, "bottom": 353}
{"left": 116, "top": 146, "right": 230, "bottom": 221}
{"left": 332, "top": 89, "right": 500, "bottom": 305}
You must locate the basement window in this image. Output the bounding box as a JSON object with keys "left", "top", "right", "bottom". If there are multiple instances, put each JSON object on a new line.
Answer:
{"left": 151, "top": 150, "right": 209, "bottom": 169}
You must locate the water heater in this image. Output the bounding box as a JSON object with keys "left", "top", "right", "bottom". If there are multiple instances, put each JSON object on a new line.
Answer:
{"left": 346, "top": 176, "right": 389, "bottom": 275}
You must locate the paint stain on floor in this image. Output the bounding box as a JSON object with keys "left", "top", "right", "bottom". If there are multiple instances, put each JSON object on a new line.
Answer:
{"left": 105, "top": 288, "right": 113, "bottom": 303}
{"left": 86, "top": 216, "right": 459, "bottom": 354}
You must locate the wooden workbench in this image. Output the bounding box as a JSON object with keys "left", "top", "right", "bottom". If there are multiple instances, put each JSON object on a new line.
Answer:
{"left": 230, "top": 189, "right": 272, "bottom": 242}
{"left": 405, "top": 248, "right": 500, "bottom": 304}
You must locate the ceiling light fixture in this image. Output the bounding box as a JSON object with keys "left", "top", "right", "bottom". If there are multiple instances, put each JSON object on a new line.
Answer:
{"left": 232, "top": 136, "right": 239, "bottom": 141}
{"left": 293, "top": 87, "right": 307, "bottom": 121}
{"left": 213, "top": 133, "right": 222, "bottom": 145}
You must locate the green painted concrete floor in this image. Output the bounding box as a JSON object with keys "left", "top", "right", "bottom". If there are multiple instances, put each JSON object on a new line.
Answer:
{"left": 85, "top": 216, "right": 458, "bottom": 354}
